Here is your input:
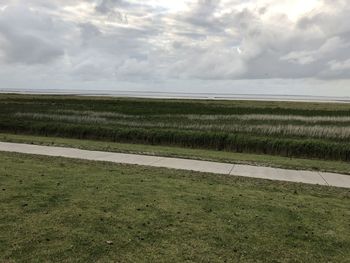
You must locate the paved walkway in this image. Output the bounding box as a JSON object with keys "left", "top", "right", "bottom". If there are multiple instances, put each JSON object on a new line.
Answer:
{"left": 1, "top": 142, "right": 350, "bottom": 189}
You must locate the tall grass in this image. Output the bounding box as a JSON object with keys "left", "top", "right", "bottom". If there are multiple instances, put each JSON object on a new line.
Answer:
{"left": 57, "top": 110, "right": 350, "bottom": 123}
{"left": 93, "top": 120, "right": 350, "bottom": 141}
{"left": 15, "top": 112, "right": 350, "bottom": 140}
{"left": 2, "top": 94, "right": 350, "bottom": 161}
{"left": 14, "top": 113, "right": 108, "bottom": 124}
{"left": 1, "top": 120, "right": 349, "bottom": 161}
{"left": 185, "top": 114, "right": 350, "bottom": 123}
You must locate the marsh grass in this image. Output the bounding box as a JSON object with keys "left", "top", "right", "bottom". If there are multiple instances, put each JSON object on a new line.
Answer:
{"left": 16, "top": 111, "right": 350, "bottom": 140}
{"left": 14, "top": 112, "right": 108, "bottom": 124}
{"left": 2, "top": 94, "right": 350, "bottom": 161}
{"left": 185, "top": 113, "right": 350, "bottom": 122}
{"left": 57, "top": 110, "right": 350, "bottom": 123}
{"left": 96, "top": 120, "right": 350, "bottom": 140}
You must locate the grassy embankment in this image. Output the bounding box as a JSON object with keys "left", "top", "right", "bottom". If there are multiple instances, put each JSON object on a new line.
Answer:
{"left": 1, "top": 94, "right": 350, "bottom": 164}
{"left": 1, "top": 152, "right": 349, "bottom": 262}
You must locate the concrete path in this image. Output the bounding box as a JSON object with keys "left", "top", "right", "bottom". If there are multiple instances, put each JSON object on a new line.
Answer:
{"left": 1, "top": 142, "right": 350, "bottom": 189}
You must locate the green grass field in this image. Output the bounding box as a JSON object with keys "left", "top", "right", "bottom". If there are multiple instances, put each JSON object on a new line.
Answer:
{"left": 1, "top": 152, "right": 349, "bottom": 262}
{"left": 1, "top": 94, "right": 350, "bottom": 162}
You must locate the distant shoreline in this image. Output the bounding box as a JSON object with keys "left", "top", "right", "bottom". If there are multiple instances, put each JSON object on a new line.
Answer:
{"left": 1, "top": 89, "right": 350, "bottom": 103}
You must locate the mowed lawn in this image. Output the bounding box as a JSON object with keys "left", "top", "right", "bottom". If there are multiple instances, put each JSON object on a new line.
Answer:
{"left": 0, "top": 152, "right": 349, "bottom": 262}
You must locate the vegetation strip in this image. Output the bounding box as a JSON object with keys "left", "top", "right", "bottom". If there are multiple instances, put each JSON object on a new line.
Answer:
{"left": 2, "top": 133, "right": 350, "bottom": 175}
{"left": 1, "top": 142, "right": 349, "bottom": 188}
{"left": 1, "top": 94, "right": 350, "bottom": 161}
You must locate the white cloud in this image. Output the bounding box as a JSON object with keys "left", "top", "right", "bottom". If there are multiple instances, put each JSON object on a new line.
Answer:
{"left": 329, "top": 59, "right": 350, "bottom": 71}
{"left": 281, "top": 37, "right": 349, "bottom": 65}
{"left": 0, "top": 4, "right": 72, "bottom": 64}
{"left": 0, "top": 0, "right": 349, "bottom": 95}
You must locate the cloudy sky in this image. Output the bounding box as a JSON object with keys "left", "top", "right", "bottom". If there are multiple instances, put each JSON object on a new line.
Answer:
{"left": 0, "top": 0, "right": 349, "bottom": 96}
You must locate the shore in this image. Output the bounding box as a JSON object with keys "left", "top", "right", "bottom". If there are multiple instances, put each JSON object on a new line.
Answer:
{"left": 1, "top": 89, "right": 350, "bottom": 103}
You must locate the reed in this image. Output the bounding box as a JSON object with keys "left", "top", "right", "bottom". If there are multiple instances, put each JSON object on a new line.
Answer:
{"left": 14, "top": 112, "right": 108, "bottom": 124}
{"left": 2, "top": 94, "right": 350, "bottom": 161}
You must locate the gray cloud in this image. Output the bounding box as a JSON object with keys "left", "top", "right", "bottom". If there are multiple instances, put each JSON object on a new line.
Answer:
{"left": 0, "top": 4, "right": 71, "bottom": 64}
{"left": 0, "top": 0, "right": 349, "bottom": 95}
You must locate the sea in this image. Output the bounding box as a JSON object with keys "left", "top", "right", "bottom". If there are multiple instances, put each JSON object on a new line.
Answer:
{"left": 1, "top": 89, "right": 350, "bottom": 103}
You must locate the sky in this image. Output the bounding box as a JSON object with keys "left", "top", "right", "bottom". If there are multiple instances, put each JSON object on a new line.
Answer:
{"left": 0, "top": 0, "right": 350, "bottom": 96}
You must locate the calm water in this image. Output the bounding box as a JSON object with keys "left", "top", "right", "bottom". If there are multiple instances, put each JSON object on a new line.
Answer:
{"left": 1, "top": 89, "right": 350, "bottom": 103}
